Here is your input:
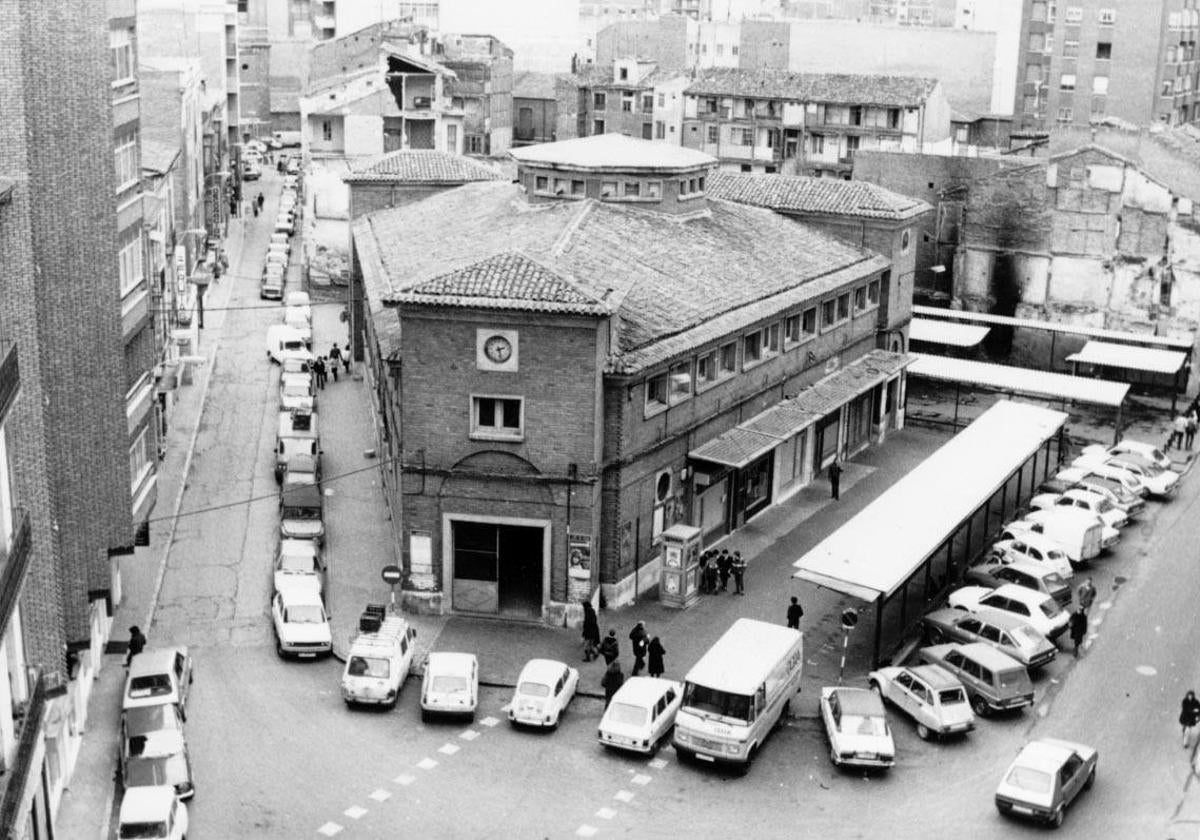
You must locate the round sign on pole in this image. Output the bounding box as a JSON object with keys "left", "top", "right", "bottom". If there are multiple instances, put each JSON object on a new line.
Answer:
{"left": 841, "top": 608, "right": 859, "bottom": 629}
{"left": 381, "top": 564, "right": 403, "bottom": 585}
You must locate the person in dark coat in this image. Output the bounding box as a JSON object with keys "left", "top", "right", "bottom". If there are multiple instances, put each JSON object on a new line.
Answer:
{"left": 581, "top": 602, "right": 601, "bottom": 662}
{"left": 256, "top": 192, "right": 265, "bottom": 211}
{"left": 731, "top": 551, "right": 747, "bottom": 595}
{"left": 126, "top": 625, "right": 147, "bottom": 667}
{"left": 601, "top": 659, "right": 625, "bottom": 708}
{"left": 786, "top": 596, "right": 803, "bottom": 629}
{"left": 1068, "top": 608, "right": 1088, "bottom": 657}
{"left": 313, "top": 356, "right": 327, "bottom": 390}
{"left": 717, "top": 550, "right": 732, "bottom": 592}
{"left": 328, "top": 344, "right": 342, "bottom": 382}
{"left": 703, "top": 556, "right": 718, "bottom": 595}
{"left": 1076, "top": 577, "right": 1097, "bottom": 615}
{"left": 698, "top": 552, "right": 711, "bottom": 594}
{"left": 828, "top": 458, "right": 843, "bottom": 500}
{"left": 598, "top": 630, "right": 619, "bottom": 665}
{"left": 1182, "top": 691, "right": 1200, "bottom": 747}
{"left": 629, "top": 621, "right": 648, "bottom": 676}
{"left": 647, "top": 637, "right": 666, "bottom": 678}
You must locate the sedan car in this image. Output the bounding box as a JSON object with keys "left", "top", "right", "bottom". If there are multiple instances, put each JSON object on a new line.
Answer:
{"left": 923, "top": 606, "right": 1057, "bottom": 669}
{"left": 995, "top": 737, "right": 1098, "bottom": 828}
{"left": 1029, "top": 488, "right": 1127, "bottom": 530}
{"left": 271, "top": 583, "right": 332, "bottom": 659}
{"left": 962, "top": 558, "right": 1072, "bottom": 608}
{"left": 867, "top": 665, "right": 973, "bottom": 741}
{"left": 279, "top": 372, "right": 314, "bottom": 412}
{"left": 118, "top": 785, "right": 188, "bottom": 840}
{"left": 285, "top": 290, "right": 312, "bottom": 320}
{"left": 507, "top": 658, "right": 578, "bottom": 729}
{"left": 948, "top": 584, "right": 1070, "bottom": 641}
{"left": 1043, "top": 474, "right": 1144, "bottom": 517}
{"left": 121, "top": 729, "right": 195, "bottom": 801}
{"left": 273, "top": 538, "right": 326, "bottom": 596}
{"left": 1073, "top": 452, "right": 1177, "bottom": 497}
{"left": 597, "top": 677, "right": 682, "bottom": 754}
{"left": 124, "top": 647, "right": 194, "bottom": 719}
{"left": 990, "top": 531, "right": 1073, "bottom": 578}
{"left": 819, "top": 686, "right": 894, "bottom": 769}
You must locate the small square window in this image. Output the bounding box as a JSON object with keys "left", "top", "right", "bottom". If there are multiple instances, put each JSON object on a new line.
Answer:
{"left": 571, "top": 180, "right": 585, "bottom": 196}
{"left": 594, "top": 92, "right": 607, "bottom": 109}
{"left": 719, "top": 342, "right": 737, "bottom": 374}
{"left": 646, "top": 181, "right": 661, "bottom": 199}
{"left": 1098, "top": 7, "right": 1115, "bottom": 24}
{"left": 836, "top": 293, "right": 850, "bottom": 321}
{"left": 645, "top": 374, "right": 668, "bottom": 413}
{"left": 1060, "top": 73, "right": 1076, "bottom": 90}
{"left": 535, "top": 175, "right": 548, "bottom": 192}
{"left": 472, "top": 396, "right": 523, "bottom": 439}
{"left": 1093, "top": 76, "right": 1109, "bottom": 94}
{"left": 1096, "top": 42, "right": 1112, "bottom": 60}
{"left": 600, "top": 181, "right": 618, "bottom": 198}
{"left": 593, "top": 119, "right": 606, "bottom": 134}
{"left": 624, "top": 182, "right": 641, "bottom": 197}
{"left": 867, "top": 280, "right": 880, "bottom": 306}
{"left": 668, "top": 361, "right": 692, "bottom": 402}
{"left": 706, "top": 125, "right": 718, "bottom": 143}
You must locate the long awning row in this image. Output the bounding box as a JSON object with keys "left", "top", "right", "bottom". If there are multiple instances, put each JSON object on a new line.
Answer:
{"left": 688, "top": 349, "right": 913, "bottom": 469}
{"left": 913, "top": 305, "right": 1193, "bottom": 352}
{"left": 907, "top": 353, "right": 1130, "bottom": 407}
{"left": 792, "top": 400, "right": 1069, "bottom": 602}
{"left": 909, "top": 317, "right": 990, "bottom": 348}
{"left": 1066, "top": 340, "right": 1188, "bottom": 375}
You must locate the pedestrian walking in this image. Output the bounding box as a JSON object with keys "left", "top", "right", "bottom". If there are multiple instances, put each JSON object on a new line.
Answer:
{"left": 1170, "top": 412, "right": 1188, "bottom": 451}
{"left": 731, "top": 551, "right": 747, "bottom": 595}
{"left": 828, "top": 457, "right": 842, "bottom": 500}
{"left": 341, "top": 347, "right": 351, "bottom": 376}
{"left": 1068, "top": 608, "right": 1088, "bottom": 657}
{"left": 1188, "top": 410, "right": 1198, "bottom": 450}
{"left": 125, "top": 625, "right": 147, "bottom": 667}
{"left": 1182, "top": 691, "right": 1200, "bottom": 748}
{"left": 328, "top": 344, "right": 342, "bottom": 382}
{"left": 252, "top": 201, "right": 259, "bottom": 218}
{"left": 698, "top": 552, "right": 711, "bottom": 594}
{"left": 786, "top": 596, "right": 804, "bottom": 629}
{"left": 313, "top": 356, "right": 327, "bottom": 390}
{"left": 647, "top": 636, "right": 666, "bottom": 678}
{"left": 602, "top": 659, "right": 625, "bottom": 708}
{"left": 1076, "top": 577, "right": 1097, "bottom": 615}
{"left": 256, "top": 192, "right": 265, "bottom": 211}
{"left": 581, "top": 601, "right": 601, "bottom": 663}
{"left": 717, "top": 550, "right": 731, "bottom": 592}
{"left": 703, "top": 558, "right": 718, "bottom": 595}
{"left": 629, "top": 621, "right": 648, "bottom": 676}
{"left": 599, "top": 629, "right": 619, "bottom": 665}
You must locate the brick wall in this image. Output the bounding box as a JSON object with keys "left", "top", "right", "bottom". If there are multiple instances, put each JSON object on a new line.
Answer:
{"left": 348, "top": 183, "right": 455, "bottom": 220}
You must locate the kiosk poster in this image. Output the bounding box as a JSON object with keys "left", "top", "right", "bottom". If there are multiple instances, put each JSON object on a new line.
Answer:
{"left": 568, "top": 533, "right": 592, "bottom": 579}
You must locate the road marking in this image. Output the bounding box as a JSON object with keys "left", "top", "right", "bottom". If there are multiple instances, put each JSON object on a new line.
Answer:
{"left": 317, "top": 822, "right": 343, "bottom": 836}
{"left": 1099, "top": 601, "right": 1112, "bottom": 611}
{"left": 576, "top": 826, "right": 599, "bottom": 837}
{"left": 460, "top": 729, "right": 480, "bottom": 741}
{"left": 393, "top": 773, "right": 416, "bottom": 786}
{"left": 648, "top": 758, "right": 668, "bottom": 770}
{"left": 480, "top": 716, "right": 500, "bottom": 727}
{"left": 631, "top": 774, "right": 652, "bottom": 786}
{"left": 1137, "top": 665, "right": 1159, "bottom": 676}
{"left": 614, "top": 790, "right": 635, "bottom": 803}
{"left": 343, "top": 806, "right": 367, "bottom": 820}
{"left": 439, "top": 743, "right": 460, "bottom": 756}
{"left": 595, "top": 807, "right": 617, "bottom": 820}
{"left": 369, "top": 789, "right": 391, "bottom": 802}
{"left": 417, "top": 757, "right": 438, "bottom": 770}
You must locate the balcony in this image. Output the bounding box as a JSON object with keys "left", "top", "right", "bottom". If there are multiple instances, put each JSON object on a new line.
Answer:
{"left": 0, "top": 667, "right": 45, "bottom": 838}
{"left": 0, "top": 509, "right": 31, "bottom": 639}
{"left": 0, "top": 342, "right": 17, "bottom": 426}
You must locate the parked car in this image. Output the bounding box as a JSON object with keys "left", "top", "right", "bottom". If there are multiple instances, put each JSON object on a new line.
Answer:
{"left": 918, "top": 642, "right": 1034, "bottom": 717}
{"left": 285, "top": 290, "right": 312, "bottom": 319}
{"left": 1061, "top": 460, "right": 1149, "bottom": 498}
{"left": 922, "top": 606, "right": 1057, "bottom": 669}
{"left": 121, "top": 703, "right": 184, "bottom": 760}
{"left": 267, "top": 243, "right": 289, "bottom": 269}
{"left": 963, "top": 558, "right": 1072, "bottom": 609}
{"left": 508, "top": 659, "right": 578, "bottom": 729}
{"left": 273, "top": 538, "right": 326, "bottom": 596}
{"left": 597, "top": 677, "right": 682, "bottom": 754}
{"left": 261, "top": 264, "right": 284, "bottom": 300}
{"left": 286, "top": 155, "right": 301, "bottom": 175}
{"left": 121, "top": 728, "right": 195, "bottom": 801}
{"left": 990, "top": 530, "right": 1073, "bottom": 578}
{"left": 266, "top": 324, "right": 308, "bottom": 365}
{"left": 995, "top": 737, "right": 1098, "bottom": 827}
{"left": 1074, "top": 451, "right": 1177, "bottom": 497}
{"left": 421, "top": 652, "right": 479, "bottom": 721}
{"left": 279, "top": 371, "right": 315, "bottom": 412}
{"left": 241, "top": 161, "right": 261, "bottom": 181}
{"left": 1022, "top": 507, "right": 1119, "bottom": 555}
{"left": 279, "top": 473, "right": 325, "bottom": 544}
{"left": 271, "top": 582, "right": 332, "bottom": 659}
{"left": 274, "top": 213, "right": 294, "bottom": 236}
{"left": 1051, "top": 469, "right": 1145, "bottom": 515}
{"left": 867, "top": 664, "right": 974, "bottom": 741}
{"left": 117, "top": 785, "right": 188, "bottom": 840}
{"left": 283, "top": 306, "right": 311, "bottom": 347}
{"left": 245, "top": 139, "right": 267, "bottom": 155}
{"left": 123, "top": 647, "right": 194, "bottom": 720}
{"left": 1094, "top": 439, "right": 1173, "bottom": 470}
{"left": 1029, "top": 488, "right": 1127, "bottom": 530}
{"left": 819, "top": 686, "right": 894, "bottom": 769}
{"left": 948, "top": 584, "right": 1070, "bottom": 641}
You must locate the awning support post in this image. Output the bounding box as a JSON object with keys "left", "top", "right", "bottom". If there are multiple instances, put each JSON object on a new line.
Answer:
{"left": 1049, "top": 332, "right": 1057, "bottom": 372}
{"left": 873, "top": 597, "right": 884, "bottom": 668}
{"left": 953, "top": 382, "right": 961, "bottom": 430}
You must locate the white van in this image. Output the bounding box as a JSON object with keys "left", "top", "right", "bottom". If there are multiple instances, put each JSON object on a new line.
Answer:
{"left": 421, "top": 652, "right": 479, "bottom": 721}
{"left": 1012, "top": 507, "right": 1109, "bottom": 565}
{"left": 342, "top": 610, "right": 417, "bottom": 708}
{"left": 673, "top": 619, "right": 803, "bottom": 770}
{"left": 598, "top": 676, "right": 683, "bottom": 755}
{"left": 266, "top": 324, "right": 309, "bottom": 364}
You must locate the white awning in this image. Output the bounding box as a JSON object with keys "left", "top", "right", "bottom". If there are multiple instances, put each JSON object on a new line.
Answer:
{"left": 909, "top": 318, "right": 990, "bottom": 347}
{"left": 792, "top": 400, "right": 1069, "bottom": 601}
{"left": 907, "top": 353, "right": 1130, "bottom": 407}
{"left": 1065, "top": 340, "right": 1187, "bottom": 375}
{"left": 913, "top": 305, "right": 1193, "bottom": 351}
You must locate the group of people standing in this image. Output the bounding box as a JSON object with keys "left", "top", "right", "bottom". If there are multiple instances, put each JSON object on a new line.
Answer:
{"left": 310, "top": 343, "right": 348, "bottom": 390}
{"left": 1168, "top": 404, "right": 1199, "bottom": 451}
{"left": 697, "top": 549, "right": 747, "bottom": 596}
{"left": 581, "top": 604, "right": 667, "bottom": 706}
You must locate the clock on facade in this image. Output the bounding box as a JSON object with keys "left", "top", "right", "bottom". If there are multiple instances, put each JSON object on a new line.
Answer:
{"left": 483, "top": 334, "right": 513, "bottom": 364}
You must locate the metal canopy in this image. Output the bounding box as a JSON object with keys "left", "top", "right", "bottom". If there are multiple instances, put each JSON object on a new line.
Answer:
{"left": 912, "top": 305, "right": 1193, "bottom": 351}
{"left": 1065, "top": 340, "right": 1188, "bottom": 375}
{"left": 792, "top": 401, "right": 1069, "bottom": 601}
{"left": 907, "top": 353, "right": 1130, "bottom": 407}
{"left": 909, "top": 318, "right": 990, "bottom": 348}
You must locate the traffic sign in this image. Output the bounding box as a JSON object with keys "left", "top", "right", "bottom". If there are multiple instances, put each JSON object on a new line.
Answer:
{"left": 841, "top": 608, "right": 858, "bottom": 629}
{"left": 381, "top": 564, "right": 403, "bottom": 584}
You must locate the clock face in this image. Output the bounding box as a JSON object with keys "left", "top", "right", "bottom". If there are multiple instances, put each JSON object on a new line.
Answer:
{"left": 484, "top": 335, "right": 512, "bottom": 363}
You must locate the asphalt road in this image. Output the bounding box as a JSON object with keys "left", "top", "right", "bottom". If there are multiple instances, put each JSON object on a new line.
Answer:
{"left": 158, "top": 169, "right": 1200, "bottom": 839}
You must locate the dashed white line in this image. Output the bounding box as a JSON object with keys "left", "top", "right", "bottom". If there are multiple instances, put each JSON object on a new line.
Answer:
{"left": 648, "top": 758, "right": 668, "bottom": 770}
{"left": 317, "top": 822, "right": 343, "bottom": 836}
{"left": 417, "top": 757, "right": 439, "bottom": 770}
{"left": 369, "top": 789, "right": 392, "bottom": 802}
{"left": 614, "top": 790, "right": 635, "bottom": 803}
{"left": 595, "top": 806, "right": 617, "bottom": 820}
{"left": 343, "top": 806, "right": 368, "bottom": 820}
{"left": 631, "top": 774, "right": 652, "bottom": 786}
{"left": 576, "top": 825, "right": 599, "bottom": 837}
{"left": 394, "top": 773, "right": 416, "bottom": 786}
{"left": 439, "top": 743, "right": 461, "bottom": 755}
{"left": 480, "top": 716, "right": 500, "bottom": 727}
{"left": 460, "top": 729, "right": 480, "bottom": 741}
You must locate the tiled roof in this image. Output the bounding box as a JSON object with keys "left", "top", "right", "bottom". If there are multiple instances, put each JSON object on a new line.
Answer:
{"left": 510, "top": 134, "right": 716, "bottom": 170}
{"left": 354, "top": 181, "right": 887, "bottom": 373}
{"left": 395, "top": 252, "right": 610, "bottom": 315}
{"left": 709, "top": 171, "right": 931, "bottom": 221}
{"left": 685, "top": 68, "right": 939, "bottom": 107}
{"left": 345, "top": 150, "right": 506, "bottom": 184}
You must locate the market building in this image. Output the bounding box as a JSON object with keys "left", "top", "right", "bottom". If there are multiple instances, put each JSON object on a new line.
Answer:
{"left": 353, "top": 134, "right": 913, "bottom": 625}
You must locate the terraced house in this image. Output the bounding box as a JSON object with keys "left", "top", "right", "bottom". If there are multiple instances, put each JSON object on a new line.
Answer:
{"left": 681, "top": 68, "right": 952, "bottom": 177}
{"left": 354, "top": 134, "right": 914, "bottom": 626}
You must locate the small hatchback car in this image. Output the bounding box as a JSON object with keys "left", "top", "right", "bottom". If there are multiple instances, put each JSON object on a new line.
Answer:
{"left": 867, "top": 665, "right": 974, "bottom": 741}
{"left": 117, "top": 785, "right": 188, "bottom": 840}
{"left": 597, "top": 677, "right": 682, "bottom": 755}
{"left": 508, "top": 659, "right": 578, "bottom": 729}
{"left": 819, "top": 686, "right": 894, "bottom": 769}
{"left": 123, "top": 647, "right": 194, "bottom": 720}
{"left": 995, "top": 737, "right": 1098, "bottom": 828}
{"left": 421, "top": 652, "right": 479, "bottom": 721}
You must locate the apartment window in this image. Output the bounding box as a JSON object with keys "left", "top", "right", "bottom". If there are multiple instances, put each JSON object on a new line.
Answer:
{"left": 656, "top": 121, "right": 666, "bottom": 139}
{"left": 642, "top": 93, "right": 654, "bottom": 111}
{"left": 802, "top": 307, "right": 817, "bottom": 338}
{"left": 887, "top": 108, "right": 900, "bottom": 129}
{"left": 129, "top": 427, "right": 153, "bottom": 489}
{"left": 535, "top": 175, "right": 549, "bottom": 192}
{"left": 623, "top": 182, "right": 640, "bottom": 197}
{"left": 1028, "top": 33, "right": 1045, "bottom": 52}
{"left": 467, "top": 135, "right": 485, "bottom": 154}
{"left": 901, "top": 229, "right": 912, "bottom": 253}
{"left": 594, "top": 92, "right": 607, "bottom": 110}
{"left": 593, "top": 119, "right": 606, "bottom": 134}
{"left": 1057, "top": 107, "right": 1074, "bottom": 122}
{"left": 668, "top": 361, "right": 692, "bottom": 402}
{"left": 1063, "top": 40, "right": 1079, "bottom": 57}
{"left": 1092, "top": 96, "right": 1107, "bottom": 115}
{"left": 645, "top": 374, "right": 669, "bottom": 413}
{"left": 821, "top": 299, "right": 837, "bottom": 329}
{"left": 111, "top": 27, "right": 134, "bottom": 83}
{"left": 1098, "top": 7, "right": 1115, "bottom": 24}
{"left": 1060, "top": 73, "right": 1076, "bottom": 90}
{"left": 322, "top": 120, "right": 333, "bottom": 141}
{"left": 836, "top": 293, "right": 850, "bottom": 321}
{"left": 657, "top": 93, "right": 665, "bottom": 107}
{"left": 705, "top": 97, "right": 718, "bottom": 113}
{"left": 447, "top": 124, "right": 458, "bottom": 150}
{"left": 867, "top": 279, "right": 880, "bottom": 306}
{"left": 1093, "top": 76, "right": 1109, "bottom": 95}
{"left": 645, "top": 181, "right": 662, "bottom": 199}
{"left": 1064, "top": 6, "right": 1082, "bottom": 22}
{"left": 810, "top": 133, "right": 825, "bottom": 154}
{"left": 619, "top": 66, "right": 629, "bottom": 80}
{"left": 114, "top": 132, "right": 138, "bottom": 188}
{"left": 697, "top": 350, "right": 718, "bottom": 386}
{"left": 743, "top": 330, "right": 763, "bottom": 366}
{"left": 716, "top": 44, "right": 724, "bottom": 56}
{"left": 784, "top": 314, "right": 801, "bottom": 345}
{"left": 1096, "top": 42, "right": 1112, "bottom": 60}
{"left": 732, "top": 45, "right": 739, "bottom": 55}
{"left": 706, "top": 125, "right": 718, "bottom": 143}
{"left": 118, "top": 235, "right": 143, "bottom": 297}
{"left": 764, "top": 323, "right": 780, "bottom": 356}
{"left": 849, "top": 106, "right": 863, "bottom": 125}
{"left": 1031, "top": 0, "right": 1047, "bottom": 21}
{"left": 1048, "top": 1, "right": 1057, "bottom": 22}
{"left": 622, "top": 92, "right": 634, "bottom": 112}
{"left": 600, "top": 180, "right": 617, "bottom": 198}
{"left": 571, "top": 180, "right": 585, "bottom": 196}
{"left": 472, "top": 396, "right": 523, "bottom": 439}
{"left": 1164, "top": 80, "right": 1175, "bottom": 96}
{"left": 736, "top": 128, "right": 753, "bottom": 145}
{"left": 854, "top": 286, "right": 867, "bottom": 312}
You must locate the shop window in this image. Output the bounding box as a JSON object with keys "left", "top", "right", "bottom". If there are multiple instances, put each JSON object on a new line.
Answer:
{"left": 624, "top": 182, "right": 641, "bottom": 197}
{"left": 645, "top": 374, "right": 669, "bottom": 414}
{"left": 668, "top": 361, "right": 692, "bottom": 403}
{"left": 471, "top": 396, "right": 523, "bottom": 440}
